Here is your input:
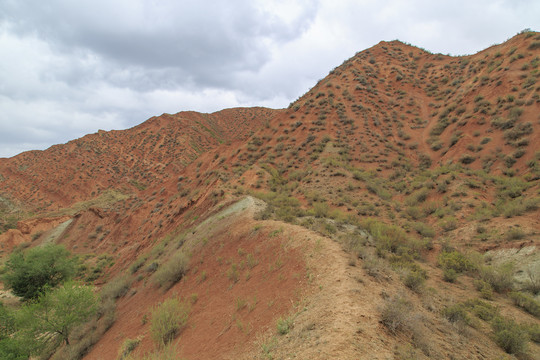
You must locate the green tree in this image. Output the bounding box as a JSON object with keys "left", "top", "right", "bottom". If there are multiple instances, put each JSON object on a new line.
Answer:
{"left": 3, "top": 244, "right": 76, "bottom": 300}
{"left": 18, "top": 281, "right": 99, "bottom": 347}
{"left": 0, "top": 303, "right": 30, "bottom": 360}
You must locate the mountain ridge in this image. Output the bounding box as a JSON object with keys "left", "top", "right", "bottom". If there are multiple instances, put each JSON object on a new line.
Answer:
{"left": 0, "top": 31, "right": 539, "bottom": 360}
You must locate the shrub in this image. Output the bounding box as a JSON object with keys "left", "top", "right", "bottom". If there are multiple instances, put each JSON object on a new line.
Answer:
{"left": 523, "top": 323, "right": 540, "bottom": 343}
{"left": 124, "top": 344, "right": 178, "bottom": 360}
{"left": 465, "top": 299, "right": 499, "bottom": 321}
{"left": 277, "top": 316, "right": 293, "bottom": 335}
{"left": 129, "top": 256, "right": 147, "bottom": 274}
{"left": 3, "top": 244, "right": 76, "bottom": 300}
{"left": 505, "top": 227, "right": 525, "bottom": 241}
{"left": 459, "top": 154, "right": 476, "bottom": 164}
{"left": 509, "top": 291, "right": 540, "bottom": 318}
{"left": 118, "top": 337, "right": 142, "bottom": 360}
{"left": 439, "top": 217, "right": 457, "bottom": 232}
{"left": 150, "top": 298, "right": 190, "bottom": 346}
{"left": 100, "top": 275, "right": 132, "bottom": 301}
{"left": 411, "top": 222, "right": 435, "bottom": 238}
{"left": 152, "top": 251, "right": 189, "bottom": 290}
{"left": 362, "top": 219, "right": 421, "bottom": 257}
{"left": 403, "top": 268, "right": 426, "bottom": 292}
{"left": 480, "top": 262, "right": 514, "bottom": 293}
{"left": 442, "top": 304, "right": 470, "bottom": 325}
{"left": 491, "top": 316, "right": 528, "bottom": 354}
{"left": 380, "top": 295, "right": 411, "bottom": 333}
{"left": 438, "top": 250, "right": 475, "bottom": 274}
{"left": 474, "top": 280, "right": 494, "bottom": 300}
{"left": 523, "top": 265, "right": 540, "bottom": 294}
{"left": 443, "top": 268, "right": 458, "bottom": 282}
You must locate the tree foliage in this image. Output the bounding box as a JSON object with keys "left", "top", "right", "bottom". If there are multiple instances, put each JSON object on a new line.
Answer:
{"left": 0, "top": 303, "right": 30, "bottom": 360}
{"left": 3, "top": 244, "right": 76, "bottom": 300}
{"left": 18, "top": 281, "right": 99, "bottom": 347}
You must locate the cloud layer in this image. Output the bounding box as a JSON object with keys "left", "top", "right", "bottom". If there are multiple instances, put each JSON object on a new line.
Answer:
{"left": 1, "top": 0, "right": 538, "bottom": 157}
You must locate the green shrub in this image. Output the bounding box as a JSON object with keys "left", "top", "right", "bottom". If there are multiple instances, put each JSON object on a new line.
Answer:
{"left": 491, "top": 316, "right": 528, "bottom": 354}
{"left": 439, "top": 217, "right": 457, "bottom": 232}
{"left": 480, "top": 262, "right": 514, "bottom": 293}
{"left": 442, "top": 304, "right": 470, "bottom": 325}
{"left": 523, "top": 323, "right": 540, "bottom": 343}
{"left": 474, "top": 279, "right": 494, "bottom": 300}
{"left": 403, "top": 268, "right": 426, "bottom": 292}
{"left": 312, "top": 202, "right": 330, "bottom": 218}
{"left": 276, "top": 316, "right": 293, "bottom": 335}
{"left": 118, "top": 337, "right": 142, "bottom": 359}
{"left": 3, "top": 244, "right": 77, "bottom": 300}
{"left": 362, "top": 219, "right": 423, "bottom": 258}
{"left": 152, "top": 251, "right": 189, "bottom": 290}
{"left": 129, "top": 256, "right": 147, "bottom": 274}
{"left": 405, "top": 188, "right": 429, "bottom": 206}
{"left": 150, "top": 298, "right": 190, "bottom": 346}
{"left": 411, "top": 222, "right": 435, "bottom": 238}
{"left": 101, "top": 275, "right": 132, "bottom": 301}
{"left": 438, "top": 250, "right": 475, "bottom": 274}
{"left": 124, "top": 344, "right": 178, "bottom": 360}
{"left": 464, "top": 298, "right": 499, "bottom": 321}
{"left": 509, "top": 291, "right": 540, "bottom": 318}
{"left": 443, "top": 268, "right": 458, "bottom": 282}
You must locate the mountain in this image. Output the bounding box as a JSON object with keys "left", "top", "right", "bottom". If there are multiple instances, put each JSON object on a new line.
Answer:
{"left": 0, "top": 31, "right": 539, "bottom": 360}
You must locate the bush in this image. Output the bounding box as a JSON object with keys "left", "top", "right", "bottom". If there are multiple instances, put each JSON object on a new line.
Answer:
{"left": 523, "top": 323, "right": 540, "bottom": 343}
{"left": 118, "top": 337, "right": 142, "bottom": 359}
{"left": 439, "top": 217, "right": 457, "bottom": 232}
{"left": 276, "top": 316, "right": 293, "bottom": 335}
{"left": 380, "top": 295, "right": 411, "bottom": 333}
{"left": 509, "top": 291, "right": 540, "bottom": 318}
{"left": 442, "top": 304, "right": 470, "bottom": 325}
{"left": 474, "top": 280, "right": 494, "bottom": 300}
{"left": 101, "top": 276, "right": 132, "bottom": 301}
{"left": 3, "top": 244, "right": 76, "bottom": 300}
{"left": 362, "top": 219, "right": 422, "bottom": 258}
{"left": 150, "top": 298, "right": 190, "bottom": 346}
{"left": 443, "top": 268, "right": 458, "bottom": 282}
{"left": 465, "top": 299, "right": 499, "bottom": 321}
{"left": 403, "top": 268, "right": 426, "bottom": 292}
{"left": 411, "top": 222, "right": 435, "bottom": 238}
{"left": 491, "top": 316, "right": 528, "bottom": 354}
{"left": 152, "top": 251, "right": 189, "bottom": 290}
{"left": 438, "top": 250, "right": 475, "bottom": 274}
{"left": 124, "top": 344, "right": 178, "bottom": 360}
{"left": 480, "top": 262, "right": 514, "bottom": 293}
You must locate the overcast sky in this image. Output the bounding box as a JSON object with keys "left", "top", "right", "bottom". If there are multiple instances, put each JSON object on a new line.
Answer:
{"left": 0, "top": 0, "right": 538, "bottom": 158}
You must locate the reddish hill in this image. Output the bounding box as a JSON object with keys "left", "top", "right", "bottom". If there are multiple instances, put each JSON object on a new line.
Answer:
{"left": 0, "top": 107, "right": 281, "bottom": 211}
{"left": 0, "top": 31, "right": 539, "bottom": 360}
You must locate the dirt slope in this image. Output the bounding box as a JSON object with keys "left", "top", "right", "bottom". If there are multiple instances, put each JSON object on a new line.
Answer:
{"left": 0, "top": 31, "right": 539, "bottom": 360}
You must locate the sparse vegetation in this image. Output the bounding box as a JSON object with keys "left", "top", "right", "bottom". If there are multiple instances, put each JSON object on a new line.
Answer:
{"left": 152, "top": 251, "right": 189, "bottom": 290}
{"left": 150, "top": 297, "right": 190, "bottom": 346}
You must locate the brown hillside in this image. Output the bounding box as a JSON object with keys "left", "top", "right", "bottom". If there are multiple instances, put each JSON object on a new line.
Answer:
{"left": 1, "top": 31, "right": 539, "bottom": 360}
{"left": 0, "top": 107, "right": 281, "bottom": 211}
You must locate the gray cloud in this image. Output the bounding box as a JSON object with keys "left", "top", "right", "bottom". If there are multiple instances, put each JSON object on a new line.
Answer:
{"left": 0, "top": 0, "right": 538, "bottom": 158}
{"left": 2, "top": 0, "right": 317, "bottom": 88}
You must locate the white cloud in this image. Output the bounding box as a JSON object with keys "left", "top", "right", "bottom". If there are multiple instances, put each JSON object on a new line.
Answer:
{"left": 0, "top": 0, "right": 539, "bottom": 157}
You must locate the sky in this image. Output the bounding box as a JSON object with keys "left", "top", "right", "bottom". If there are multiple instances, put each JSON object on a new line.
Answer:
{"left": 0, "top": 0, "right": 539, "bottom": 158}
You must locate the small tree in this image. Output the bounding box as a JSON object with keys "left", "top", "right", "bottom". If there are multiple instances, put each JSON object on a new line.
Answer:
{"left": 3, "top": 244, "right": 76, "bottom": 300}
{"left": 18, "top": 281, "right": 99, "bottom": 347}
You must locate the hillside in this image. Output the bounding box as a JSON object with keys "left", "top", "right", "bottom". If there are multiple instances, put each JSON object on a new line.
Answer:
{"left": 1, "top": 31, "right": 540, "bottom": 360}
